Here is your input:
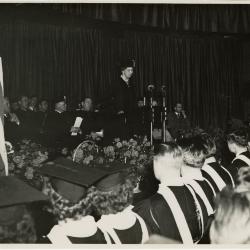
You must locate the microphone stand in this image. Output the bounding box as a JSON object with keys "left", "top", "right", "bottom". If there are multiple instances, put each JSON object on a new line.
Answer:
{"left": 161, "top": 88, "right": 167, "bottom": 143}
{"left": 148, "top": 87, "right": 154, "bottom": 146}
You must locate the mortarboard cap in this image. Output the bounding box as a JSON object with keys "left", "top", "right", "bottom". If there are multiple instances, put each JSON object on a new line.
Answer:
{"left": 0, "top": 176, "right": 48, "bottom": 225}
{"left": 94, "top": 161, "right": 133, "bottom": 192}
{"left": 38, "top": 157, "right": 108, "bottom": 188}
{"left": 0, "top": 176, "right": 48, "bottom": 208}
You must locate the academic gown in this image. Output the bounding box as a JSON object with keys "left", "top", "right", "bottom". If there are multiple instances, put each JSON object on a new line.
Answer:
{"left": 44, "top": 111, "right": 82, "bottom": 150}
{"left": 133, "top": 183, "right": 208, "bottom": 244}
{"left": 112, "top": 77, "right": 137, "bottom": 139}
{"left": 47, "top": 216, "right": 107, "bottom": 244}
{"left": 230, "top": 150, "right": 250, "bottom": 171}
{"left": 96, "top": 205, "right": 149, "bottom": 244}
{"left": 47, "top": 207, "right": 149, "bottom": 245}
{"left": 202, "top": 156, "right": 237, "bottom": 194}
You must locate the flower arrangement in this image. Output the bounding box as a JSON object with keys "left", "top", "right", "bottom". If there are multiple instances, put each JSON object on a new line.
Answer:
{"left": 73, "top": 135, "right": 154, "bottom": 175}
{"left": 7, "top": 139, "right": 49, "bottom": 189}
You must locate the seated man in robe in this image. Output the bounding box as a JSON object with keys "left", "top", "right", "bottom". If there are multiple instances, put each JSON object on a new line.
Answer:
{"left": 44, "top": 96, "right": 83, "bottom": 151}
{"left": 16, "top": 95, "right": 37, "bottom": 140}
{"left": 74, "top": 97, "right": 103, "bottom": 139}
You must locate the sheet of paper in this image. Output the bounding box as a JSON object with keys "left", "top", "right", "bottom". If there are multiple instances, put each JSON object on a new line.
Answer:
{"left": 71, "top": 117, "right": 83, "bottom": 136}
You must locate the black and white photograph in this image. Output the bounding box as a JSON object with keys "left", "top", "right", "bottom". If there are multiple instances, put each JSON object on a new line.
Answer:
{"left": 0, "top": 1, "right": 250, "bottom": 245}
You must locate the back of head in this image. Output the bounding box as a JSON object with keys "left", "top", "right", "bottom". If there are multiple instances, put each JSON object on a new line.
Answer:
{"left": 210, "top": 186, "right": 250, "bottom": 244}
{"left": 153, "top": 142, "right": 183, "bottom": 182}
{"left": 177, "top": 136, "right": 207, "bottom": 169}
{"left": 227, "top": 128, "right": 249, "bottom": 148}
{"left": 200, "top": 132, "right": 216, "bottom": 158}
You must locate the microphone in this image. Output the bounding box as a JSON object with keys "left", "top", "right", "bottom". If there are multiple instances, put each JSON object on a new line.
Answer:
{"left": 147, "top": 85, "right": 155, "bottom": 92}
{"left": 161, "top": 85, "right": 166, "bottom": 92}
{"left": 132, "top": 59, "right": 136, "bottom": 67}
{"left": 161, "top": 85, "right": 167, "bottom": 95}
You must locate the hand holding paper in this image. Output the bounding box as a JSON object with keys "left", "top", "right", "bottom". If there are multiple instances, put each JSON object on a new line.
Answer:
{"left": 71, "top": 117, "right": 83, "bottom": 136}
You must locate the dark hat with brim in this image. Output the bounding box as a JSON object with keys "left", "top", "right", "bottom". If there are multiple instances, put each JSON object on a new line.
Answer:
{"left": 0, "top": 176, "right": 48, "bottom": 208}
{"left": 38, "top": 157, "right": 108, "bottom": 188}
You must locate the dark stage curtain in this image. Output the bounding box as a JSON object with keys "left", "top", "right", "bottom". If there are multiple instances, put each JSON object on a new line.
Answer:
{"left": 53, "top": 4, "right": 250, "bottom": 34}
{"left": 0, "top": 18, "right": 242, "bottom": 129}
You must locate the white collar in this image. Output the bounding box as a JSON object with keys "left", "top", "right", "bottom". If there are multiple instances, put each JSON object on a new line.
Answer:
{"left": 236, "top": 149, "right": 248, "bottom": 157}
{"left": 159, "top": 177, "right": 184, "bottom": 187}
{"left": 97, "top": 205, "right": 136, "bottom": 230}
{"left": 204, "top": 156, "right": 216, "bottom": 165}
{"left": 57, "top": 215, "right": 98, "bottom": 237}
{"left": 181, "top": 169, "right": 204, "bottom": 183}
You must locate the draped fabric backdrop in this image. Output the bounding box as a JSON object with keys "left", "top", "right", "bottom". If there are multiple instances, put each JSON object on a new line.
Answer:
{"left": 0, "top": 4, "right": 245, "bottom": 129}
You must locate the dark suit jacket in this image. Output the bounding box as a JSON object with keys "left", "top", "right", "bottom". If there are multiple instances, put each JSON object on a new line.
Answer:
{"left": 167, "top": 111, "right": 190, "bottom": 139}
{"left": 16, "top": 109, "right": 36, "bottom": 140}
{"left": 3, "top": 114, "right": 21, "bottom": 144}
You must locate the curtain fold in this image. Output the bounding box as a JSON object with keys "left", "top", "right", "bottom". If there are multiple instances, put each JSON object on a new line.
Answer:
{"left": 53, "top": 4, "right": 250, "bottom": 34}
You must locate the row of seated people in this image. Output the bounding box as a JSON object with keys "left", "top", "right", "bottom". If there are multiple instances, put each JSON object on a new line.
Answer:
{"left": 3, "top": 95, "right": 193, "bottom": 152}
{"left": 1, "top": 129, "right": 250, "bottom": 244}
{"left": 3, "top": 95, "right": 152, "bottom": 150}
{"left": 3, "top": 95, "right": 104, "bottom": 147}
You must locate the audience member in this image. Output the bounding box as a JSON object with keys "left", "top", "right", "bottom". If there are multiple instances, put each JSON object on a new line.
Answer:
{"left": 28, "top": 95, "right": 38, "bottom": 112}
{"left": 88, "top": 162, "right": 149, "bottom": 244}
{"left": 34, "top": 99, "right": 49, "bottom": 144}
{"left": 16, "top": 95, "right": 36, "bottom": 139}
{"left": 167, "top": 103, "right": 190, "bottom": 139}
{"left": 227, "top": 128, "right": 250, "bottom": 170}
{"left": 201, "top": 132, "right": 237, "bottom": 193}
{"left": 40, "top": 157, "right": 124, "bottom": 244}
{"left": 210, "top": 167, "right": 250, "bottom": 244}
{"left": 11, "top": 98, "right": 20, "bottom": 112}
{"left": 133, "top": 142, "right": 208, "bottom": 244}
{"left": 177, "top": 136, "right": 216, "bottom": 243}
{"left": 3, "top": 97, "right": 21, "bottom": 144}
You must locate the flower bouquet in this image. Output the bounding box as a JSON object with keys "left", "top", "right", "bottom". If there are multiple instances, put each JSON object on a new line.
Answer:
{"left": 7, "top": 139, "right": 49, "bottom": 190}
